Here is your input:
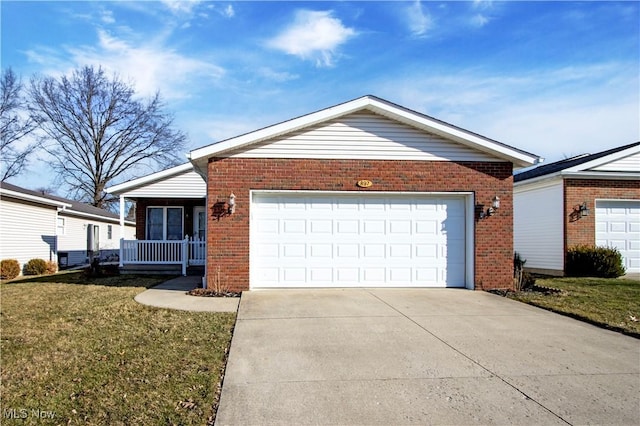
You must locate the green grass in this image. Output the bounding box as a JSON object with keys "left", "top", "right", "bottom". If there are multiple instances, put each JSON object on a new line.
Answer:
{"left": 508, "top": 276, "right": 640, "bottom": 336}
{"left": 1, "top": 272, "right": 236, "bottom": 425}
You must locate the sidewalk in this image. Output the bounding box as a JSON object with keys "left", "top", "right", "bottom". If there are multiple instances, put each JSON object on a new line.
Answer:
{"left": 134, "top": 276, "right": 239, "bottom": 312}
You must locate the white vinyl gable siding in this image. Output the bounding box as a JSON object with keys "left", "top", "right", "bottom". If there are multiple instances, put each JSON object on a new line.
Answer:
{"left": 122, "top": 170, "right": 206, "bottom": 198}
{"left": 514, "top": 179, "right": 564, "bottom": 272}
{"left": 0, "top": 198, "right": 58, "bottom": 271}
{"left": 587, "top": 152, "right": 640, "bottom": 172}
{"left": 224, "top": 112, "right": 499, "bottom": 162}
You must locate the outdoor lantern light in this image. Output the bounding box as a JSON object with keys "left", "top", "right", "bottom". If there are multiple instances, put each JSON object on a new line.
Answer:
{"left": 579, "top": 201, "right": 589, "bottom": 218}
{"left": 228, "top": 193, "right": 236, "bottom": 214}
{"left": 492, "top": 196, "right": 500, "bottom": 210}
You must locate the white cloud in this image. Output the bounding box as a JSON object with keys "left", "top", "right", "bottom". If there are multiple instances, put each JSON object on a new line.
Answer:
{"left": 100, "top": 9, "right": 115, "bottom": 24}
{"left": 160, "top": 0, "right": 202, "bottom": 15}
{"left": 376, "top": 63, "right": 639, "bottom": 162}
{"left": 256, "top": 67, "right": 299, "bottom": 83}
{"left": 470, "top": 13, "right": 490, "bottom": 28}
{"left": 267, "top": 10, "right": 356, "bottom": 67}
{"left": 223, "top": 5, "right": 235, "bottom": 18}
{"left": 406, "top": 0, "right": 432, "bottom": 37}
{"left": 27, "top": 29, "right": 224, "bottom": 101}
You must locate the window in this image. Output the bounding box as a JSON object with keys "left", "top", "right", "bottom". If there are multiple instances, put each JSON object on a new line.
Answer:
{"left": 146, "top": 207, "right": 183, "bottom": 240}
{"left": 57, "top": 217, "right": 65, "bottom": 235}
{"left": 107, "top": 225, "right": 112, "bottom": 240}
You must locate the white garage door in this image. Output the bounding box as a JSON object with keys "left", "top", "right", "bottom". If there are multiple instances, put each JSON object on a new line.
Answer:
{"left": 251, "top": 193, "right": 468, "bottom": 288}
{"left": 596, "top": 200, "right": 640, "bottom": 273}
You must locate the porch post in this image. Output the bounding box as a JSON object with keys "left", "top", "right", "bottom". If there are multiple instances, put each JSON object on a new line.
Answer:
{"left": 182, "top": 237, "right": 188, "bottom": 276}
{"left": 119, "top": 195, "right": 125, "bottom": 239}
{"left": 119, "top": 238, "right": 124, "bottom": 268}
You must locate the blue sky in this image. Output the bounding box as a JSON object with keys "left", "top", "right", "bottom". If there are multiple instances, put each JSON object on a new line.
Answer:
{"left": 2, "top": 1, "right": 639, "bottom": 191}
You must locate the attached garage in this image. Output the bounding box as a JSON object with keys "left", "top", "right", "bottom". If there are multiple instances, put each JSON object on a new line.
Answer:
{"left": 250, "top": 192, "right": 473, "bottom": 289}
{"left": 596, "top": 200, "right": 640, "bottom": 273}
{"left": 189, "top": 96, "right": 540, "bottom": 292}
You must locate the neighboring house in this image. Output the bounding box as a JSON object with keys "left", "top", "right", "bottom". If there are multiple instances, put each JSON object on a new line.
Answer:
{"left": 514, "top": 142, "right": 640, "bottom": 275}
{"left": 0, "top": 182, "right": 136, "bottom": 273}
{"left": 105, "top": 163, "right": 207, "bottom": 275}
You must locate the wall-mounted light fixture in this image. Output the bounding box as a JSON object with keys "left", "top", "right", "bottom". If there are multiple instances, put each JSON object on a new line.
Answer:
{"left": 478, "top": 195, "right": 501, "bottom": 220}
{"left": 228, "top": 193, "right": 236, "bottom": 215}
{"left": 574, "top": 201, "right": 590, "bottom": 219}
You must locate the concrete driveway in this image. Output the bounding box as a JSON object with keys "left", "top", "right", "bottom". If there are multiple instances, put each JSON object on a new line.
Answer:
{"left": 216, "top": 289, "right": 640, "bottom": 425}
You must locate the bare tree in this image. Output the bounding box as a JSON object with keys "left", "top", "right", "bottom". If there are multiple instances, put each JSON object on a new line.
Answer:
{"left": 28, "top": 65, "right": 186, "bottom": 208}
{"left": 0, "top": 68, "right": 37, "bottom": 181}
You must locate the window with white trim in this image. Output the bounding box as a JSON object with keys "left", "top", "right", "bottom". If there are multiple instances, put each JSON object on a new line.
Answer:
{"left": 107, "top": 225, "right": 113, "bottom": 240}
{"left": 146, "top": 207, "right": 183, "bottom": 240}
{"left": 56, "top": 217, "right": 65, "bottom": 235}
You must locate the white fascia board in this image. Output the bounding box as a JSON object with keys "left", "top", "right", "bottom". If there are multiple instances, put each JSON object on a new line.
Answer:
{"left": 364, "top": 99, "right": 540, "bottom": 167}
{"left": 559, "top": 171, "right": 640, "bottom": 180}
{"left": 188, "top": 95, "right": 540, "bottom": 167}
{"left": 0, "top": 188, "right": 72, "bottom": 209}
{"left": 514, "top": 174, "right": 563, "bottom": 192}
{"left": 60, "top": 209, "right": 135, "bottom": 225}
{"left": 564, "top": 144, "right": 640, "bottom": 173}
{"left": 105, "top": 163, "right": 194, "bottom": 195}
{"left": 189, "top": 98, "right": 371, "bottom": 161}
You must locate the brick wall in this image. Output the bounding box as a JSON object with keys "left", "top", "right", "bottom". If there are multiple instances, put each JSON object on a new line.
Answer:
{"left": 206, "top": 158, "right": 514, "bottom": 292}
{"left": 564, "top": 179, "right": 640, "bottom": 258}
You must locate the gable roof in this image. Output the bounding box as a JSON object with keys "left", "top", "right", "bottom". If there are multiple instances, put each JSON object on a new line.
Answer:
{"left": 0, "top": 181, "right": 134, "bottom": 224}
{"left": 515, "top": 141, "right": 640, "bottom": 183}
{"left": 188, "top": 95, "right": 540, "bottom": 170}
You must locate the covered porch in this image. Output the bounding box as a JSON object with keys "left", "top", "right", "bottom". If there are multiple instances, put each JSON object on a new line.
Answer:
{"left": 105, "top": 163, "right": 208, "bottom": 279}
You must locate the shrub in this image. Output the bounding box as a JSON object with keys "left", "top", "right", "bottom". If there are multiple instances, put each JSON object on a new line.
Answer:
{"left": 1, "top": 259, "right": 21, "bottom": 280}
{"left": 566, "top": 245, "right": 626, "bottom": 278}
{"left": 23, "top": 258, "right": 48, "bottom": 276}
{"left": 45, "top": 261, "right": 58, "bottom": 274}
{"left": 513, "top": 252, "right": 535, "bottom": 291}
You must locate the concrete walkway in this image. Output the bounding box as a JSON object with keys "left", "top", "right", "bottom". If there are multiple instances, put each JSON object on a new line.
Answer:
{"left": 134, "top": 276, "right": 239, "bottom": 312}
{"left": 216, "top": 288, "right": 640, "bottom": 425}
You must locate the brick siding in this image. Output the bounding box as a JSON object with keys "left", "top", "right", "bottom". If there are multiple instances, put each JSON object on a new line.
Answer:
{"left": 206, "top": 158, "right": 514, "bottom": 292}
{"left": 564, "top": 179, "right": 640, "bottom": 266}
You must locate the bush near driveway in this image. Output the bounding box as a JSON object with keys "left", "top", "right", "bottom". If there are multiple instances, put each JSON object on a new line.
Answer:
{"left": 0, "top": 273, "right": 236, "bottom": 425}
{"left": 508, "top": 276, "right": 640, "bottom": 336}
{"left": 566, "top": 245, "right": 626, "bottom": 278}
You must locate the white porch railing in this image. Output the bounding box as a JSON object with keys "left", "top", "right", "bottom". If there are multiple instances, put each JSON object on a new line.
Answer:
{"left": 119, "top": 236, "right": 206, "bottom": 276}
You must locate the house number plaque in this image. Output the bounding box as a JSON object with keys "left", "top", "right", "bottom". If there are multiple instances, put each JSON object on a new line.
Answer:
{"left": 357, "top": 179, "right": 373, "bottom": 188}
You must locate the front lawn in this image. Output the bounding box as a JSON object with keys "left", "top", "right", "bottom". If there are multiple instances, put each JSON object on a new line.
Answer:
{"left": 0, "top": 272, "right": 236, "bottom": 425}
{"left": 508, "top": 276, "right": 640, "bottom": 336}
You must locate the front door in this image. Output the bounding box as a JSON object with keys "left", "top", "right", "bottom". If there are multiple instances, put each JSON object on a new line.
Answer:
{"left": 193, "top": 206, "right": 206, "bottom": 240}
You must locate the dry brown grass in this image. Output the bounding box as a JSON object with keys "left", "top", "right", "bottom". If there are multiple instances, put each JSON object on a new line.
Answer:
{"left": 508, "top": 276, "right": 640, "bottom": 336}
{"left": 1, "top": 272, "right": 236, "bottom": 425}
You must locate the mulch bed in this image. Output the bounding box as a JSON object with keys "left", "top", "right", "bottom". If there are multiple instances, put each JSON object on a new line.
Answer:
{"left": 187, "top": 288, "right": 241, "bottom": 298}
{"left": 489, "top": 285, "right": 563, "bottom": 297}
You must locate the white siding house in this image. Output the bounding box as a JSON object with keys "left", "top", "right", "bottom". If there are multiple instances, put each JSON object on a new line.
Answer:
{"left": 514, "top": 142, "right": 640, "bottom": 275}
{"left": 0, "top": 189, "right": 67, "bottom": 269}
{"left": 0, "top": 182, "right": 135, "bottom": 275}
{"left": 514, "top": 178, "right": 564, "bottom": 273}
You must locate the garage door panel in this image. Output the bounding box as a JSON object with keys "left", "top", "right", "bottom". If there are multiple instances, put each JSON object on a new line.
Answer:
{"left": 251, "top": 193, "right": 468, "bottom": 288}
{"left": 362, "top": 244, "right": 385, "bottom": 259}
{"left": 596, "top": 200, "right": 640, "bottom": 273}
